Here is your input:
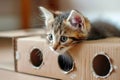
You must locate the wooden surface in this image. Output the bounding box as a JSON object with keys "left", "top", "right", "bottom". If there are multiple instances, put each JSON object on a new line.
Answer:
{"left": 0, "top": 69, "right": 54, "bottom": 80}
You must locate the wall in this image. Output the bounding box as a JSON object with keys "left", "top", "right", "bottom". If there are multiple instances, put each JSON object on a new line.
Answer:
{"left": 0, "top": 0, "right": 120, "bottom": 31}
{"left": 0, "top": 0, "right": 21, "bottom": 31}
{"left": 59, "top": 0, "right": 120, "bottom": 27}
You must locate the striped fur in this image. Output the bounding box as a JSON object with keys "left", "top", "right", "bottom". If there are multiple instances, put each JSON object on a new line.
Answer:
{"left": 40, "top": 7, "right": 91, "bottom": 54}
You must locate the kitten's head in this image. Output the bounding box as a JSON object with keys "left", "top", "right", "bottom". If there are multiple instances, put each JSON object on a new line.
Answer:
{"left": 39, "top": 7, "right": 91, "bottom": 54}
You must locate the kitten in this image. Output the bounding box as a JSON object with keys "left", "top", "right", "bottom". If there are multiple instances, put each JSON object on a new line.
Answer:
{"left": 39, "top": 7, "right": 120, "bottom": 54}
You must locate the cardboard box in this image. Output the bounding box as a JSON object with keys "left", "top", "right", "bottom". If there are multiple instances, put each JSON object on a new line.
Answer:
{"left": 16, "top": 36, "right": 120, "bottom": 80}
{"left": 0, "top": 29, "right": 45, "bottom": 71}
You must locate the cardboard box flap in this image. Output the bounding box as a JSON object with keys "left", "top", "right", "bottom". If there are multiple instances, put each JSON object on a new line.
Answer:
{"left": 85, "top": 37, "right": 120, "bottom": 43}
{"left": 0, "top": 28, "right": 45, "bottom": 38}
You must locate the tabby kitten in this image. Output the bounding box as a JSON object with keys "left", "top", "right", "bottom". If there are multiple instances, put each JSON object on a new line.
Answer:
{"left": 39, "top": 7, "right": 90, "bottom": 54}
{"left": 39, "top": 7, "right": 120, "bottom": 54}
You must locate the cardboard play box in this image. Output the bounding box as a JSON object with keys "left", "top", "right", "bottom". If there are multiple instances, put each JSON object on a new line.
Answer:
{"left": 0, "top": 29, "right": 45, "bottom": 71}
{"left": 16, "top": 36, "right": 120, "bottom": 80}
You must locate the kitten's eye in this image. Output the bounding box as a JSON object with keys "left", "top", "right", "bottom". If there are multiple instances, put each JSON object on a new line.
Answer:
{"left": 48, "top": 34, "right": 53, "bottom": 41}
{"left": 60, "top": 36, "right": 68, "bottom": 43}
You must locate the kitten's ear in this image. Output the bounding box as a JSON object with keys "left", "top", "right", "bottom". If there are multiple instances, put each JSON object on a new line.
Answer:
{"left": 39, "top": 7, "right": 54, "bottom": 26}
{"left": 66, "top": 10, "right": 86, "bottom": 32}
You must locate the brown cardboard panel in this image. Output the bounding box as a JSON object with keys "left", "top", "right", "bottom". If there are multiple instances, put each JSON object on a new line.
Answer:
{"left": 68, "top": 39, "right": 120, "bottom": 80}
{"left": 16, "top": 37, "right": 120, "bottom": 80}
{"left": 0, "top": 69, "right": 54, "bottom": 80}
{"left": 17, "top": 37, "right": 68, "bottom": 79}
{"left": 0, "top": 29, "right": 45, "bottom": 71}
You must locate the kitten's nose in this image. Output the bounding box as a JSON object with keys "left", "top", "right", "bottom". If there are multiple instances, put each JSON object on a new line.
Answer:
{"left": 53, "top": 43, "right": 59, "bottom": 51}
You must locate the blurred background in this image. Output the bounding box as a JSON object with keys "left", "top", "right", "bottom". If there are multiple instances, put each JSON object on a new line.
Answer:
{"left": 0, "top": 0, "right": 120, "bottom": 31}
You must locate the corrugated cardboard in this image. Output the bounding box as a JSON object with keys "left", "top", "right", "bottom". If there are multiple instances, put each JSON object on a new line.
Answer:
{"left": 0, "top": 29, "right": 45, "bottom": 71}
{"left": 16, "top": 36, "right": 120, "bottom": 80}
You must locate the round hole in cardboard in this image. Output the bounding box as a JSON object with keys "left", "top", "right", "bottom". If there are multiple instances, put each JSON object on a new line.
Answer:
{"left": 30, "top": 48, "right": 43, "bottom": 67}
{"left": 58, "top": 53, "right": 74, "bottom": 74}
{"left": 92, "top": 53, "right": 113, "bottom": 78}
